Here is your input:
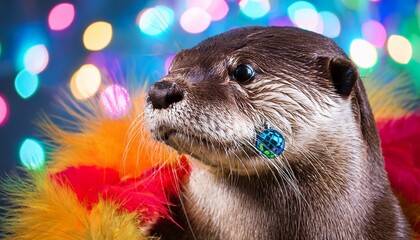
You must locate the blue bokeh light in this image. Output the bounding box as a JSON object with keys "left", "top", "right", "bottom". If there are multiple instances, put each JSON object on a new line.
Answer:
{"left": 239, "top": 0, "right": 270, "bottom": 19}
{"left": 319, "top": 11, "right": 341, "bottom": 38}
{"left": 287, "top": 1, "right": 316, "bottom": 23}
{"left": 14, "top": 69, "right": 39, "bottom": 99}
{"left": 19, "top": 138, "right": 46, "bottom": 170}
{"left": 138, "top": 5, "right": 174, "bottom": 35}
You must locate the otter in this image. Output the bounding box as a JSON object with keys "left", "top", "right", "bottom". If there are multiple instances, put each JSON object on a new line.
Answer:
{"left": 145, "top": 27, "right": 411, "bottom": 239}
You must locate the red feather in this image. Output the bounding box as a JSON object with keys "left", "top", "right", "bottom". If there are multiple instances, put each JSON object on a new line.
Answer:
{"left": 51, "top": 166, "right": 120, "bottom": 206}
{"left": 51, "top": 155, "right": 190, "bottom": 227}
{"left": 378, "top": 114, "right": 420, "bottom": 234}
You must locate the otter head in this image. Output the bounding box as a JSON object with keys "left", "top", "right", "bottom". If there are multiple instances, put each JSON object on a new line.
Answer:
{"left": 145, "top": 27, "right": 362, "bottom": 175}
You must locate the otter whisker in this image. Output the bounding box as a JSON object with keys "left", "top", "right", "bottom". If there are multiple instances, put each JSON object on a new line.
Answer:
{"left": 122, "top": 112, "right": 148, "bottom": 170}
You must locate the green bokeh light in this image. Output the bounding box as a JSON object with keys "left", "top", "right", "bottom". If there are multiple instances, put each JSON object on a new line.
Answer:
{"left": 340, "top": 0, "right": 368, "bottom": 10}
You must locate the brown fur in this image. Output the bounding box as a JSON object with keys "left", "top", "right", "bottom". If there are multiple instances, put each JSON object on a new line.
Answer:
{"left": 146, "top": 27, "right": 411, "bottom": 239}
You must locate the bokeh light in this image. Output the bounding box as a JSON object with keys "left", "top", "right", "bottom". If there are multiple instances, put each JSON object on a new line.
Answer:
{"left": 313, "top": 13, "right": 324, "bottom": 34}
{"left": 362, "top": 20, "right": 387, "bottom": 48}
{"left": 138, "top": 6, "right": 174, "bottom": 36}
{"left": 239, "top": 0, "right": 270, "bottom": 19}
{"left": 14, "top": 27, "right": 47, "bottom": 71}
{"left": 287, "top": 1, "right": 321, "bottom": 32}
{"left": 411, "top": 35, "right": 420, "bottom": 63}
{"left": 15, "top": 70, "right": 39, "bottom": 99}
{"left": 350, "top": 39, "right": 378, "bottom": 68}
{"left": 186, "top": 0, "right": 212, "bottom": 9}
{"left": 340, "top": 0, "right": 369, "bottom": 10}
{"left": 1, "top": 0, "right": 420, "bottom": 190}
{"left": 100, "top": 84, "right": 131, "bottom": 118}
{"left": 23, "top": 44, "right": 49, "bottom": 74}
{"left": 180, "top": 8, "right": 212, "bottom": 34}
{"left": 294, "top": 8, "right": 320, "bottom": 32}
{"left": 206, "top": 0, "right": 229, "bottom": 21}
{"left": 19, "top": 138, "right": 45, "bottom": 170}
{"left": 48, "top": 3, "right": 75, "bottom": 31}
{"left": 0, "top": 95, "right": 9, "bottom": 126}
{"left": 165, "top": 54, "right": 175, "bottom": 74}
{"left": 70, "top": 64, "right": 102, "bottom": 100}
{"left": 269, "top": 16, "right": 293, "bottom": 27}
{"left": 69, "top": 70, "right": 83, "bottom": 100}
{"left": 387, "top": 35, "right": 413, "bottom": 64}
{"left": 83, "top": 21, "right": 113, "bottom": 51}
{"left": 319, "top": 11, "right": 341, "bottom": 38}
{"left": 287, "top": 1, "right": 316, "bottom": 21}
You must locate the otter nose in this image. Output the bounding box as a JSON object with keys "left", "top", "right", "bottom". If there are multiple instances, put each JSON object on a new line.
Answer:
{"left": 148, "top": 81, "right": 184, "bottom": 110}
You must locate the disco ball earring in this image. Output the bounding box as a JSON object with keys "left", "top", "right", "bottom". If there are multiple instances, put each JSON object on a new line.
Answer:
{"left": 255, "top": 124, "right": 285, "bottom": 159}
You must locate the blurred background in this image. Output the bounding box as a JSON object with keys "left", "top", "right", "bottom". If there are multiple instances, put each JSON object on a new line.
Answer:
{"left": 0, "top": 0, "right": 419, "bottom": 174}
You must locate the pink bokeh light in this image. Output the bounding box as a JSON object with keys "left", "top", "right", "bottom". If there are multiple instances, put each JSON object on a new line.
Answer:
{"left": 100, "top": 84, "right": 131, "bottom": 119}
{"left": 362, "top": 20, "right": 387, "bottom": 48}
{"left": 48, "top": 3, "right": 75, "bottom": 31}
{"left": 0, "top": 94, "right": 9, "bottom": 126}
{"left": 206, "top": 0, "right": 229, "bottom": 21}
{"left": 165, "top": 54, "right": 175, "bottom": 74}
{"left": 269, "top": 16, "right": 293, "bottom": 27}
{"left": 180, "top": 7, "right": 212, "bottom": 34}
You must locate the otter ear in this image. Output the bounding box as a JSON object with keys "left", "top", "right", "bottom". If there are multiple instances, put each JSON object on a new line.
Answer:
{"left": 326, "top": 58, "right": 359, "bottom": 97}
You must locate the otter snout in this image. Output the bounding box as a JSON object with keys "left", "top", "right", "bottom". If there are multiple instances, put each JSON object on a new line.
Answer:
{"left": 148, "top": 81, "right": 184, "bottom": 109}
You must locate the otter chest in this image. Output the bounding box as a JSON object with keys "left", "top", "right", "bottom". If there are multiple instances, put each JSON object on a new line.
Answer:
{"left": 184, "top": 169, "right": 287, "bottom": 240}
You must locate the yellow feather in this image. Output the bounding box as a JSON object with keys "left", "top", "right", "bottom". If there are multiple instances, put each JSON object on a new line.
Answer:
{"left": 363, "top": 73, "right": 416, "bottom": 121}
{"left": 1, "top": 171, "right": 146, "bottom": 240}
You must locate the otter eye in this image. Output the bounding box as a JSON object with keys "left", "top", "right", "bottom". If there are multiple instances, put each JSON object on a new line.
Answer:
{"left": 233, "top": 64, "right": 255, "bottom": 83}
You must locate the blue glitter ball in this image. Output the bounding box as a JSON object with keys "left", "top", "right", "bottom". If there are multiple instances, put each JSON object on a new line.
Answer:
{"left": 255, "top": 128, "right": 285, "bottom": 159}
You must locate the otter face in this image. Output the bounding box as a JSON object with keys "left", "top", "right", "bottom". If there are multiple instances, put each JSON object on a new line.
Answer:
{"left": 145, "top": 27, "right": 360, "bottom": 175}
